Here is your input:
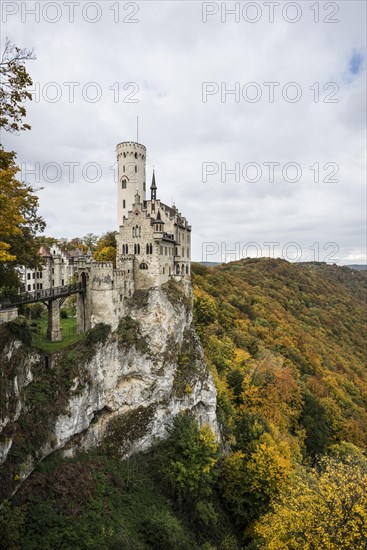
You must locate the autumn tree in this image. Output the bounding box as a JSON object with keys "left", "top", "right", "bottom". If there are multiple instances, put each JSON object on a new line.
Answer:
{"left": 93, "top": 231, "right": 117, "bottom": 265}
{"left": 0, "top": 38, "right": 35, "bottom": 133}
{"left": 254, "top": 453, "right": 367, "bottom": 549}
{"left": 0, "top": 40, "right": 44, "bottom": 292}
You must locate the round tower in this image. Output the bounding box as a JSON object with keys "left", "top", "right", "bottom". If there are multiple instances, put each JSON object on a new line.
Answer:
{"left": 116, "top": 141, "right": 147, "bottom": 227}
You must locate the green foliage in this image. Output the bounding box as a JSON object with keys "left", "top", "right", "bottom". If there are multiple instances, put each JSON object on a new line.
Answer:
{"left": 60, "top": 309, "right": 68, "bottom": 319}
{"left": 0, "top": 500, "right": 26, "bottom": 550}
{"left": 117, "top": 316, "right": 149, "bottom": 354}
{"left": 158, "top": 413, "right": 219, "bottom": 503}
{"left": 0, "top": 449, "right": 237, "bottom": 550}
{"left": 85, "top": 323, "right": 111, "bottom": 346}
{"left": 142, "top": 509, "right": 192, "bottom": 549}
{"left": 5, "top": 317, "right": 32, "bottom": 347}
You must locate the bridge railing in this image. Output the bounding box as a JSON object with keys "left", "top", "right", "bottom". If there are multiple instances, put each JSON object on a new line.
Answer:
{"left": 0, "top": 282, "right": 85, "bottom": 309}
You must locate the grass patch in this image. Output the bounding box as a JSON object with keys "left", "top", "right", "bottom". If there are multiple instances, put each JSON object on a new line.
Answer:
{"left": 31, "top": 308, "right": 84, "bottom": 353}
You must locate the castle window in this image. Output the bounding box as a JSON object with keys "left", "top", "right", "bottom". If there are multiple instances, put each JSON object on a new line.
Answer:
{"left": 160, "top": 246, "right": 163, "bottom": 255}
{"left": 176, "top": 265, "right": 180, "bottom": 275}
{"left": 126, "top": 244, "right": 128, "bottom": 254}
{"left": 123, "top": 152, "right": 126, "bottom": 158}
{"left": 135, "top": 153, "right": 138, "bottom": 159}
{"left": 143, "top": 181, "right": 146, "bottom": 191}
{"left": 135, "top": 165, "right": 137, "bottom": 173}
{"left": 123, "top": 165, "right": 125, "bottom": 172}
{"left": 163, "top": 267, "right": 165, "bottom": 274}
{"left": 121, "top": 179, "right": 127, "bottom": 189}
{"left": 140, "top": 262, "right": 148, "bottom": 270}
{"left": 123, "top": 200, "right": 126, "bottom": 208}
{"left": 165, "top": 247, "right": 167, "bottom": 256}
{"left": 186, "top": 265, "right": 189, "bottom": 274}
{"left": 27, "top": 273, "right": 30, "bottom": 280}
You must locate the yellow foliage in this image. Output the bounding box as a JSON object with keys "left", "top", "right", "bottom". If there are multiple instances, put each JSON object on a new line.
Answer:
{"left": 254, "top": 455, "right": 367, "bottom": 549}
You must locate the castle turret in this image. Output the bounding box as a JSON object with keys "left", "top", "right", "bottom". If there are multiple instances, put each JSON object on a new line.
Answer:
{"left": 116, "top": 141, "right": 147, "bottom": 227}
{"left": 150, "top": 169, "right": 157, "bottom": 201}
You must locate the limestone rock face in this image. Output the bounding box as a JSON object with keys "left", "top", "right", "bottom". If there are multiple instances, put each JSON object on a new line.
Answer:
{"left": 0, "top": 282, "right": 218, "bottom": 501}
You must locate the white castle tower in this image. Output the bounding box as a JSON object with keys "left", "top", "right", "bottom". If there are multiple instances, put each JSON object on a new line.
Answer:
{"left": 116, "top": 141, "right": 147, "bottom": 227}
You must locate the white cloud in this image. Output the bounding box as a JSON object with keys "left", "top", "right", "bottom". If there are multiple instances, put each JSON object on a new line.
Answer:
{"left": 1, "top": 0, "right": 366, "bottom": 264}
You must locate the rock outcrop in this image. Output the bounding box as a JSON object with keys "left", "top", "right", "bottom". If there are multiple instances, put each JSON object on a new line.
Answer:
{"left": 0, "top": 281, "right": 218, "bottom": 502}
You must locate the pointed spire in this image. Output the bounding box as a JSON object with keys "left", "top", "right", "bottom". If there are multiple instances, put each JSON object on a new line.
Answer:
{"left": 151, "top": 169, "right": 157, "bottom": 201}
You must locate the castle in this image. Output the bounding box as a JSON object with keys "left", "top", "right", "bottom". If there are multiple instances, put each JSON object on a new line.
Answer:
{"left": 15, "top": 141, "right": 191, "bottom": 338}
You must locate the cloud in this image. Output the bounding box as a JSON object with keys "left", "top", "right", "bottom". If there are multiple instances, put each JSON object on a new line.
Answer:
{"left": 1, "top": 0, "right": 366, "bottom": 265}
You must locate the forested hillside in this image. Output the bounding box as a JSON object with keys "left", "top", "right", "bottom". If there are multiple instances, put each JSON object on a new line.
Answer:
{"left": 1, "top": 259, "right": 366, "bottom": 549}
{"left": 192, "top": 258, "right": 367, "bottom": 546}
{"left": 193, "top": 259, "right": 367, "bottom": 454}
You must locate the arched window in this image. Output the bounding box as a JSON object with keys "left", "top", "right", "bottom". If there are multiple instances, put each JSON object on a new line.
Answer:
{"left": 146, "top": 243, "right": 149, "bottom": 254}
{"left": 135, "top": 152, "right": 138, "bottom": 159}
{"left": 149, "top": 243, "right": 153, "bottom": 254}
{"left": 121, "top": 179, "right": 127, "bottom": 189}
{"left": 137, "top": 244, "right": 140, "bottom": 254}
{"left": 182, "top": 264, "right": 184, "bottom": 274}
{"left": 140, "top": 262, "right": 148, "bottom": 270}
{"left": 123, "top": 152, "right": 126, "bottom": 158}
{"left": 126, "top": 244, "right": 128, "bottom": 254}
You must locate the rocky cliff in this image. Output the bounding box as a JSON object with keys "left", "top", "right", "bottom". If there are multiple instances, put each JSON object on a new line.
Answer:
{"left": 0, "top": 280, "right": 218, "bottom": 502}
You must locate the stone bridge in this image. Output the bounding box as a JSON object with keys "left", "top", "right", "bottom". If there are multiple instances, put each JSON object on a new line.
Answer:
{"left": 0, "top": 282, "right": 86, "bottom": 342}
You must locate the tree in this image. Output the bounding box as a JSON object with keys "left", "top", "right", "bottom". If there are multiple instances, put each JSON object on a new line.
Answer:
{"left": 0, "top": 38, "right": 35, "bottom": 133}
{"left": 254, "top": 454, "right": 367, "bottom": 549}
{"left": 0, "top": 40, "right": 44, "bottom": 291}
{"left": 94, "top": 232, "right": 117, "bottom": 266}
{"left": 82, "top": 233, "right": 98, "bottom": 250}
{"left": 0, "top": 149, "right": 45, "bottom": 265}
{"left": 94, "top": 246, "right": 116, "bottom": 263}
{"left": 159, "top": 413, "right": 219, "bottom": 504}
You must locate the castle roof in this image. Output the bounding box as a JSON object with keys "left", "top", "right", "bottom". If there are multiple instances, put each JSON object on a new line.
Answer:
{"left": 150, "top": 169, "right": 157, "bottom": 190}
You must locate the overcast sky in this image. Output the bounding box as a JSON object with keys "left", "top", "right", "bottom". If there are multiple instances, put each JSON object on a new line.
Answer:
{"left": 1, "top": 0, "right": 366, "bottom": 263}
